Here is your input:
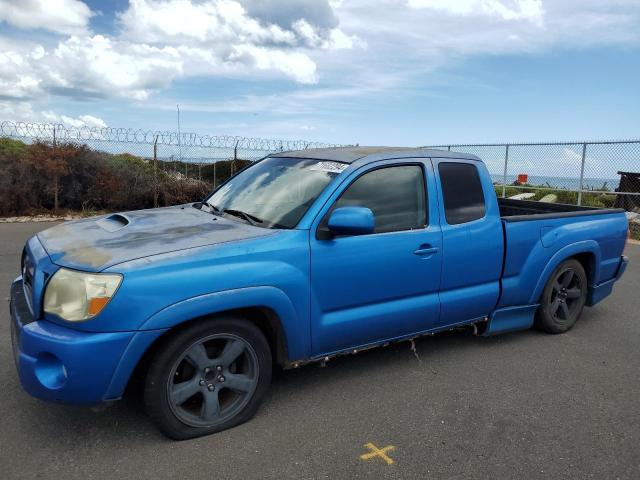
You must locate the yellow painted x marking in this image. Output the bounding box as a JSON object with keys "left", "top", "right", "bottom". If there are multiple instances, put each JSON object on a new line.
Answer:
{"left": 360, "top": 442, "right": 395, "bottom": 465}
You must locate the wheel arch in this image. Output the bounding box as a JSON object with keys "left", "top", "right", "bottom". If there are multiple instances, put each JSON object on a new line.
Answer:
{"left": 122, "top": 306, "right": 289, "bottom": 399}
{"left": 106, "top": 286, "right": 305, "bottom": 401}
{"left": 572, "top": 252, "right": 596, "bottom": 285}
{"left": 138, "top": 286, "right": 302, "bottom": 356}
{"left": 529, "top": 241, "right": 600, "bottom": 304}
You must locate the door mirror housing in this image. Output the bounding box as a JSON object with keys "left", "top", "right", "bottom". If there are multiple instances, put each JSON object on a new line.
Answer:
{"left": 327, "top": 206, "right": 375, "bottom": 236}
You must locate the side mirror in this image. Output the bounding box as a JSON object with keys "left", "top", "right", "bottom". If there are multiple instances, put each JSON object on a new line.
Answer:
{"left": 327, "top": 206, "right": 375, "bottom": 236}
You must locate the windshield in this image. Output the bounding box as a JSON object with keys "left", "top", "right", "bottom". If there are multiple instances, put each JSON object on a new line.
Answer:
{"left": 205, "top": 157, "right": 348, "bottom": 229}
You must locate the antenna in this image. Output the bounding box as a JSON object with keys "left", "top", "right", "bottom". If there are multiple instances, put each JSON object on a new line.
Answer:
{"left": 176, "top": 104, "right": 182, "bottom": 162}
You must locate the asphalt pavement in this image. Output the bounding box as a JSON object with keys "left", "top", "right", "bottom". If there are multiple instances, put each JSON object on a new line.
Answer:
{"left": 1, "top": 221, "right": 638, "bottom": 479}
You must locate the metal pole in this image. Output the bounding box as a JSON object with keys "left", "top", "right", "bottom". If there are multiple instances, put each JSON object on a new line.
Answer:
{"left": 153, "top": 135, "right": 158, "bottom": 208}
{"left": 52, "top": 125, "right": 58, "bottom": 211}
{"left": 577, "top": 143, "right": 587, "bottom": 206}
{"left": 447, "top": 146, "right": 451, "bottom": 151}
{"left": 233, "top": 140, "right": 239, "bottom": 176}
{"left": 502, "top": 144, "right": 509, "bottom": 198}
{"left": 213, "top": 161, "right": 217, "bottom": 189}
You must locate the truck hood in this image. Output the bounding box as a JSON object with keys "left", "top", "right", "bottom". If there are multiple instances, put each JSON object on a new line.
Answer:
{"left": 37, "top": 205, "right": 274, "bottom": 272}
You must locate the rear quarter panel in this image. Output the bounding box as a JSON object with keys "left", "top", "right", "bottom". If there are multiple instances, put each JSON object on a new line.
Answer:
{"left": 499, "top": 212, "right": 628, "bottom": 307}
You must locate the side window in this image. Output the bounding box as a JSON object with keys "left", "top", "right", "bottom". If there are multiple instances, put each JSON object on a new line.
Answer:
{"left": 438, "top": 162, "right": 486, "bottom": 224}
{"left": 332, "top": 165, "right": 427, "bottom": 234}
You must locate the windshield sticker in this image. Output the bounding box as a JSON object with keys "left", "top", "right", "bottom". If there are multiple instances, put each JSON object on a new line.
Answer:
{"left": 310, "top": 161, "right": 348, "bottom": 174}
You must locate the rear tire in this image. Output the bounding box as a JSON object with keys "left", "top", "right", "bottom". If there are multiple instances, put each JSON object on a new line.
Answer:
{"left": 535, "top": 259, "right": 588, "bottom": 334}
{"left": 144, "top": 317, "right": 272, "bottom": 440}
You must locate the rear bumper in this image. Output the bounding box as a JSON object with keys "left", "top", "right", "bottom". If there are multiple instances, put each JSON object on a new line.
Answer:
{"left": 10, "top": 278, "right": 165, "bottom": 405}
{"left": 586, "top": 255, "right": 629, "bottom": 307}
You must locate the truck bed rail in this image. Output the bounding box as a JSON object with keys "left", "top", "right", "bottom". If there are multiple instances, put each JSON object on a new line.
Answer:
{"left": 498, "top": 198, "right": 624, "bottom": 222}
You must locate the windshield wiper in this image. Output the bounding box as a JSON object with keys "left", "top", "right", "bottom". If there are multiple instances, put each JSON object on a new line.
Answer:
{"left": 222, "top": 208, "right": 264, "bottom": 226}
{"left": 196, "top": 201, "right": 222, "bottom": 214}
{"left": 206, "top": 202, "right": 222, "bottom": 214}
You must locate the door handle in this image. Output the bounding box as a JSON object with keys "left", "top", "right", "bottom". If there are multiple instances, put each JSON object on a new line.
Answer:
{"left": 413, "top": 245, "right": 439, "bottom": 256}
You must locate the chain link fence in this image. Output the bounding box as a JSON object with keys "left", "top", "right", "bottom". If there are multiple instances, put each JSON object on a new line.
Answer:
{"left": 1, "top": 120, "right": 340, "bottom": 182}
{"left": 0, "top": 120, "right": 342, "bottom": 216}
{"left": 2, "top": 120, "right": 639, "bottom": 229}
{"left": 424, "top": 140, "right": 640, "bottom": 209}
{"left": 424, "top": 140, "right": 640, "bottom": 239}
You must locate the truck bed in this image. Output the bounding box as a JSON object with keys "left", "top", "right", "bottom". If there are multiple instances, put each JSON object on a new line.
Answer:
{"left": 496, "top": 196, "right": 628, "bottom": 312}
{"left": 498, "top": 197, "right": 624, "bottom": 222}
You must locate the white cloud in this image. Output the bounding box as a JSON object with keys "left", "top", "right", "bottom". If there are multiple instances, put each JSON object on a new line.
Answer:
{"left": 331, "top": 0, "right": 640, "bottom": 62}
{"left": 407, "top": 0, "right": 544, "bottom": 24}
{"left": 152, "top": 72, "right": 405, "bottom": 117}
{"left": 0, "top": 32, "right": 323, "bottom": 105}
{"left": 0, "top": 101, "right": 107, "bottom": 128}
{"left": 41, "top": 111, "right": 108, "bottom": 128}
{"left": 119, "top": 0, "right": 296, "bottom": 45}
{"left": 0, "top": 46, "right": 45, "bottom": 98}
{"left": 0, "top": 0, "right": 93, "bottom": 35}
{"left": 229, "top": 45, "right": 318, "bottom": 83}
{"left": 0, "top": 0, "right": 639, "bottom": 126}
{"left": 0, "top": 0, "right": 361, "bottom": 107}
{"left": 0, "top": 36, "right": 183, "bottom": 101}
{"left": 115, "top": 0, "right": 362, "bottom": 84}
{"left": 562, "top": 148, "right": 582, "bottom": 162}
{"left": 50, "top": 35, "right": 184, "bottom": 100}
{"left": 119, "top": 0, "right": 361, "bottom": 51}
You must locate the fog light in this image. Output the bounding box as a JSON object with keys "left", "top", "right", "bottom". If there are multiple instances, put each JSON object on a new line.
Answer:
{"left": 34, "top": 352, "right": 67, "bottom": 390}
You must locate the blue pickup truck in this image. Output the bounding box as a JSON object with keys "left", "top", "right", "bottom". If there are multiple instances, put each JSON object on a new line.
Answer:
{"left": 10, "top": 147, "right": 629, "bottom": 439}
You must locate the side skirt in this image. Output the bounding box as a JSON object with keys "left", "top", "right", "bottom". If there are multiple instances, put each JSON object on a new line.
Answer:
{"left": 283, "top": 316, "right": 488, "bottom": 369}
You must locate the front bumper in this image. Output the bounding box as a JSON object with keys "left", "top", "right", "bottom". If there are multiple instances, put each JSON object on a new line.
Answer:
{"left": 10, "top": 277, "right": 136, "bottom": 405}
{"left": 10, "top": 279, "right": 135, "bottom": 404}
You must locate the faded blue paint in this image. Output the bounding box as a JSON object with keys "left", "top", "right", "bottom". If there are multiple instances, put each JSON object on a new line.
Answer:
{"left": 484, "top": 305, "right": 540, "bottom": 336}
{"left": 38, "top": 205, "right": 274, "bottom": 272}
{"left": 9, "top": 147, "right": 629, "bottom": 405}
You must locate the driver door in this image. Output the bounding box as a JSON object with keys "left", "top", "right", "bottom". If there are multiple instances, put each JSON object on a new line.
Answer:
{"left": 309, "top": 160, "right": 442, "bottom": 356}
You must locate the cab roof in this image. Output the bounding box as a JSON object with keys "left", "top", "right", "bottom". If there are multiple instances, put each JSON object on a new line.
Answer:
{"left": 271, "top": 146, "right": 481, "bottom": 164}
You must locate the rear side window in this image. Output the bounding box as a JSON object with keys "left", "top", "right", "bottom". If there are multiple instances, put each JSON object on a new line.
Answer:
{"left": 438, "top": 162, "right": 486, "bottom": 224}
{"left": 333, "top": 165, "right": 427, "bottom": 233}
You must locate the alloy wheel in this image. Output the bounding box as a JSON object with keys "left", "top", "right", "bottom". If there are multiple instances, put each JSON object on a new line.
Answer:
{"left": 166, "top": 334, "right": 259, "bottom": 428}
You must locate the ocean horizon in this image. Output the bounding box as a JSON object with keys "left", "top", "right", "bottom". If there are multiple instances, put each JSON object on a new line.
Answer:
{"left": 490, "top": 174, "right": 620, "bottom": 191}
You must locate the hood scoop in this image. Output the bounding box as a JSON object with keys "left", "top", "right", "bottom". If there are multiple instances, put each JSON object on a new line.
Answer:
{"left": 96, "top": 214, "right": 131, "bottom": 232}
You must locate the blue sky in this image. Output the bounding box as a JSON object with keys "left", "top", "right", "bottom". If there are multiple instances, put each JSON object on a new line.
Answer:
{"left": 0, "top": 0, "right": 639, "bottom": 146}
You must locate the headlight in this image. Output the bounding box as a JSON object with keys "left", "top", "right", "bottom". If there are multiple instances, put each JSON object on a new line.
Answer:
{"left": 43, "top": 268, "right": 122, "bottom": 322}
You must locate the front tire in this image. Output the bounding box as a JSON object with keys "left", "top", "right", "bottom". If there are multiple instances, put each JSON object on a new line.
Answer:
{"left": 535, "top": 259, "right": 588, "bottom": 334}
{"left": 144, "top": 317, "right": 272, "bottom": 440}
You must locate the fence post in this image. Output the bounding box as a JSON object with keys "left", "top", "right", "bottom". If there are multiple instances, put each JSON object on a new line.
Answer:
{"left": 232, "top": 139, "right": 239, "bottom": 176}
{"left": 52, "top": 125, "right": 59, "bottom": 211}
{"left": 153, "top": 135, "right": 158, "bottom": 208}
{"left": 577, "top": 142, "right": 587, "bottom": 206}
{"left": 213, "top": 161, "right": 217, "bottom": 189}
{"left": 502, "top": 144, "right": 509, "bottom": 198}
{"left": 447, "top": 146, "right": 451, "bottom": 151}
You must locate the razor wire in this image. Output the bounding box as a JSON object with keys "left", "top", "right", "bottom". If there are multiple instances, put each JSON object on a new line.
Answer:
{"left": 0, "top": 120, "right": 341, "bottom": 151}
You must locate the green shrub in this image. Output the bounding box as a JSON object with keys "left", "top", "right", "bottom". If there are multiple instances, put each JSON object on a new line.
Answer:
{"left": 494, "top": 184, "right": 618, "bottom": 209}
{"left": 0, "top": 138, "right": 227, "bottom": 216}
